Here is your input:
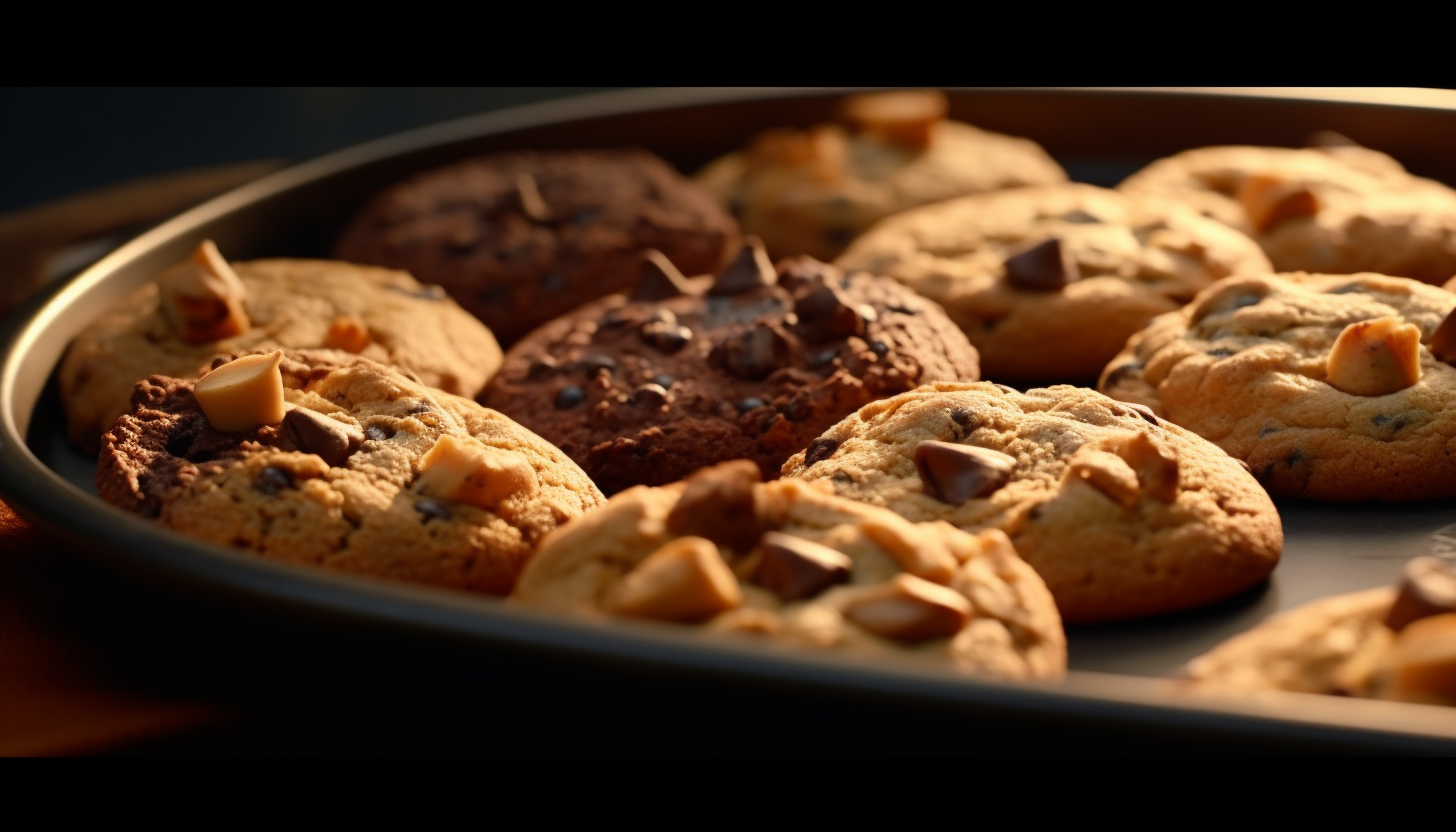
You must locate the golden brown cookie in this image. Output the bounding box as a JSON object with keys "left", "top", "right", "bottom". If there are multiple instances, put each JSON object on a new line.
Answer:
{"left": 781, "top": 382, "right": 1283, "bottom": 624}
{"left": 834, "top": 183, "right": 1272, "bottom": 380}
{"left": 696, "top": 90, "right": 1067, "bottom": 261}
{"left": 96, "top": 349, "right": 603, "bottom": 596}
{"left": 1118, "top": 144, "right": 1456, "bottom": 284}
{"left": 513, "top": 461, "right": 1065, "bottom": 680}
{"left": 1099, "top": 272, "right": 1456, "bottom": 501}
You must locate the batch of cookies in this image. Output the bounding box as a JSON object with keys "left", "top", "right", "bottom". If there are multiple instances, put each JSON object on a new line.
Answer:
{"left": 69, "top": 90, "right": 1456, "bottom": 707}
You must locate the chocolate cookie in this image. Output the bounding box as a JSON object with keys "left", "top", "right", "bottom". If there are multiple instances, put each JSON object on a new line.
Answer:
{"left": 696, "top": 90, "right": 1067, "bottom": 262}
{"left": 1099, "top": 272, "right": 1456, "bottom": 501}
{"left": 513, "top": 460, "right": 1066, "bottom": 680}
{"left": 480, "top": 241, "right": 982, "bottom": 494}
{"left": 834, "top": 183, "right": 1272, "bottom": 380}
{"left": 1118, "top": 143, "right": 1456, "bottom": 284}
{"left": 781, "top": 382, "right": 1283, "bottom": 624}
{"left": 1186, "top": 558, "right": 1456, "bottom": 707}
{"left": 60, "top": 241, "right": 503, "bottom": 454}
{"left": 333, "top": 148, "right": 740, "bottom": 344}
{"left": 97, "top": 349, "right": 604, "bottom": 595}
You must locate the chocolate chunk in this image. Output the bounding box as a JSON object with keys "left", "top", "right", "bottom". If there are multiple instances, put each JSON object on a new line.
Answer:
{"left": 577, "top": 355, "right": 618, "bottom": 376}
{"left": 1385, "top": 557, "right": 1456, "bottom": 631}
{"left": 255, "top": 466, "right": 294, "bottom": 495}
{"left": 1428, "top": 308, "right": 1456, "bottom": 364}
{"left": 708, "top": 237, "right": 776, "bottom": 296}
{"left": 407, "top": 400, "right": 433, "bottom": 415}
{"left": 803, "top": 437, "right": 840, "bottom": 466}
{"left": 666, "top": 460, "right": 766, "bottom": 551}
{"left": 631, "top": 383, "right": 669, "bottom": 407}
{"left": 793, "top": 281, "right": 866, "bottom": 342}
{"left": 416, "top": 498, "right": 451, "bottom": 522}
{"left": 281, "top": 408, "right": 365, "bottom": 466}
{"left": 633, "top": 250, "right": 698, "bottom": 301}
{"left": 949, "top": 407, "right": 975, "bottom": 426}
{"left": 914, "top": 440, "right": 1017, "bottom": 505}
{"left": 642, "top": 322, "right": 693, "bottom": 352}
{"left": 720, "top": 323, "right": 792, "bottom": 380}
{"left": 365, "top": 424, "right": 393, "bottom": 442}
{"left": 751, "top": 531, "right": 853, "bottom": 602}
{"left": 651, "top": 374, "right": 676, "bottom": 389}
{"left": 809, "top": 348, "right": 838, "bottom": 367}
{"left": 555, "top": 386, "right": 587, "bottom": 409}
{"left": 735, "top": 397, "right": 766, "bottom": 413}
{"left": 1004, "top": 238, "right": 1080, "bottom": 291}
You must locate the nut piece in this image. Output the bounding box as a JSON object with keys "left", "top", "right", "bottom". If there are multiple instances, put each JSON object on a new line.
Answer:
{"left": 158, "top": 239, "right": 251, "bottom": 344}
{"left": 1376, "top": 613, "right": 1456, "bottom": 705}
{"left": 323, "top": 315, "right": 371, "bottom": 353}
{"left": 281, "top": 407, "right": 365, "bottom": 467}
{"left": 842, "top": 90, "right": 947, "bottom": 149}
{"left": 193, "top": 350, "right": 286, "bottom": 433}
{"left": 860, "top": 515, "right": 957, "bottom": 584}
{"left": 913, "top": 440, "right": 1016, "bottom": 506}
{"left": 603, "top": 536, "right": 743, "bottom": 623}
{"left": 1109, "top": 432, "right": 1179, "bottom": 503}
{"left": 751, "top": 531, "right": 853, "bottom": 602}
{"left": 1237, "top": 174, "right": 1319, "bottom": 233}
{"left": 1385, "top": 557, "right": 1456, "bottom": 632}
{"left": 1326, "top": 316, "right": 1422, "bottom": 396}
{"left": 842, "top": 574, "right": 971, "bottom": 642}
{"left": 1062, "top": 448, "right": 1141, "bottom": 508}
{"left": 416, "top": 434, "right": 539, "bottom": 510}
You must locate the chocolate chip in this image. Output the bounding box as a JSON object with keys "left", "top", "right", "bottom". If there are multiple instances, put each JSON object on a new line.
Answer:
{"left": 809, "top": 348, "right": 838, "bottom": 367}
{"left": 949, "top": 407, "right": 975, "bottom": 427}
{"left": 281, "top": 408, "right": 365, "bottom": 466}
{"left": 555, "top": 386, "right": 586, "bottom": 409}
{"left": 365, "top": 425, "right": 393, "bottom": 442}
{"left": 1207, "top": 347, "right": 1235, "bottom": 358}
{"left": 642, "top": 322, "right": 693, "bottom": 352}
{"left": 1428, "top": 308, "right": 1456, "bottom": 364}
{"left": 577, "top": 355, "right": 617, "bottom": 376}
{"left": 1385, "top": 558, "right": 1456, "bottom": 631}
{"left": 416, "top": 499, "right": 451, "bottom": 522}
{"left": 407, "top": 400, "right": 433, "bottom": 415}
{"left": 666, "top": 460, "right": 766, "bottom": 551}
{"left": 255, "top": 466, "right": 294, "bottom": 495}
{"left": 913, "top": 440, "right": 1017, "bottom": 505}
{"left": 887, "top": 303, "right": 917, "bottom": 315}
{"left": 751, "top": 531, "right": 853, "bottom": 602}
{"left": 1124, "top": 403, "right": 1160, "bottom": 426}
{"left": 869, "top": 340, "right": 888, "bottom": 356}
{"left": 803, "top": 437, "right": 840, "bottom": 466}
{"left": 719, "top": 324, "right": 790, "bottom": 380}
{"left": 1004, "top": 238, "right": 1080, "bottom": 291}
{"left": 735, "top": 398, "right": 766, "bottom": 413}
{"left": 633, "top": 250, "right": 698, "bottom": 301}
{"left": 631, "top": 383, "right": 669, "bottom": 407}
{"left": 708, "top": 237, "right": 776, "bottom": 296}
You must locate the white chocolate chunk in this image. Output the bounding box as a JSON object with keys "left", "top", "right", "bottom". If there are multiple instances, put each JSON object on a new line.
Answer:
{"left": 416, "top": 434, "right": 539, "bottom": 510}
{"left": 1326, "top": 316, "right": 1422, "bottom": 396}
{"left": 603, "top": 536, "right": 742, "bottom": 623}
{"left": 842, "top": 573, "right": 971, "bottom": 642}
{"left": 158, "top": 239, "right": 250, "bottom": 344}
{"left": 194, "top": 350, "right": 285, "bottom": 433}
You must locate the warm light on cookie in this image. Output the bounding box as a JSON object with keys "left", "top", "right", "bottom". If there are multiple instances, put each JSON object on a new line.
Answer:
{"left": 603, "top": 536, "right": 743, "bottom": 622}
{"left": 1326, "top": 316, "right": 1422, "bottom": 396}
{"left": 416, "top": 434, "right": 539, "bottom": 510}
{"left": 193, "top": 350, "right": 285, "bottom": 433}
{"left": 158, "top": 239, "right": 251, "bottom": 344}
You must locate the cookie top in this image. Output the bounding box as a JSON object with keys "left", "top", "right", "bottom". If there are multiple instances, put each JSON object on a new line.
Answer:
{"left": 781, "top": 382, "right": 1283, "bottom": 624}
{"left": 1099, "top": 272, "right": 1456, "bottom": 501}
{"left": 60, "top": 248, "right": 503, "bottom": 454}
{"left": 333, "top": 148, "right": 740, "bottom": 344}
{"left": 834, "top": 183, "right": 1273, "bottom": 380}
{"left": 695, "top": 91, "right": 1067, "bottom": 262}
{"left": 97, "top": 350, "right": 604, "bottom": 595}
{"left": 480, "top": 243, "right": 982, "bottom": 495}
{"left": 1118, "top": 144, "right": 1456, "bottom": 284}
{"left": 513, "top": 460, "right": 1066, "bottom": 680}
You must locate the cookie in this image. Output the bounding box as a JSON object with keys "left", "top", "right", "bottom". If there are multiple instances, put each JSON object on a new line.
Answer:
{"left": 1186, "top": 557, "right": 1456, "bottom": 707}
{"left": 333, "top": 148, "right": 740, "bottom": 344}
{"left": 96, "top": 349, "right": 604, "bottom": 595}
{"left": 695, "top": 90, "right": 1067, "bottom": 262}
{"left": 781, "top": 382, "right": 1282, "bottom": 624}
{"left": 60, "top": 241, "right": 503, "bottom": 454}
{"left": 1099, "top": 272, "right": 1456, "bottom": 501}
{"left": 513, "top": 460, "right": 1066, "bottom": 680}
{"left": 1118, "top": 144, "right": 1456, "bottom": 284}
{"left": 834, "top": 183, "right": 1272, "bottom": 380}
{"left": 480, "top": 241, "right": 982, "bottom": 495}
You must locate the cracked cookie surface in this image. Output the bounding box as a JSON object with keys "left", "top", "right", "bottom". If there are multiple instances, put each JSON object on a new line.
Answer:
{"left": 513, "top": 461, "right": 1065, "bottom": 680}
{"left": 1099, "top": 272, "right": 1456, "bottom": 500}
{"left": 1118, "top": 144, "right": 1456, "bottom": 284}
{"left": 96, "top": 350, "right": 603, "bottom": 595}
{"left": 834, "top": 183, "right": 1272, "bottom": 380}
{"left": 781, "top": 382, "right": 1282, "bottom": 624}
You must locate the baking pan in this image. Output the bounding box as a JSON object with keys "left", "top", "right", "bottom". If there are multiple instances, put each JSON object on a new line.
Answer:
{"left": 5, "top": 87, "right": 1456, "bottom": 752}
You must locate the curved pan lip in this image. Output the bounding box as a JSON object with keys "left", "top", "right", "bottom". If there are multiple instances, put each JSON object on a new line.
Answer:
{"left": 5, "top": 86, "right": 1456, "bottom": 752}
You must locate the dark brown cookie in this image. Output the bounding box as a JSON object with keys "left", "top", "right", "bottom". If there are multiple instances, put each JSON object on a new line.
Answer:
{"left": 480, "top": 242, "right": 981, "bottom": 494}
{"left": 333, "top": 148, "right": 741, "bottom": 345}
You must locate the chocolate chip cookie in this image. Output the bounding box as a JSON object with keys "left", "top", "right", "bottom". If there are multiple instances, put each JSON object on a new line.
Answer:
{"left": 97, "top": 349, "right": 604, "bottom": 595}
{"left": 834, "top": 183, "right": 1272, "bottom": 380}
{"left": 1118, "top": 144, "right": 1456, "bottom": 284}
{"left": 334, "top": 148, "right": 740, "bottom": 344}
{"left": 60, "top": 241, "right": 503, "bottom": 454}
{"left": 513, "top": 460, "right": 1066, "bottom": 680}
{"left": 1099, "top": 272, "right": 1456, "bottom": 501}
{"left": 781, "top": 382, "right": 1282, "bottom": 624}
{"left": 480, "top": 241, "right": 982, "bottom": 494}
{"left": 1186, "top": 558, "right": 1456, "bottom": 707}
{"left": 696, "top": 90, "right": 1067, "bottom": 262}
